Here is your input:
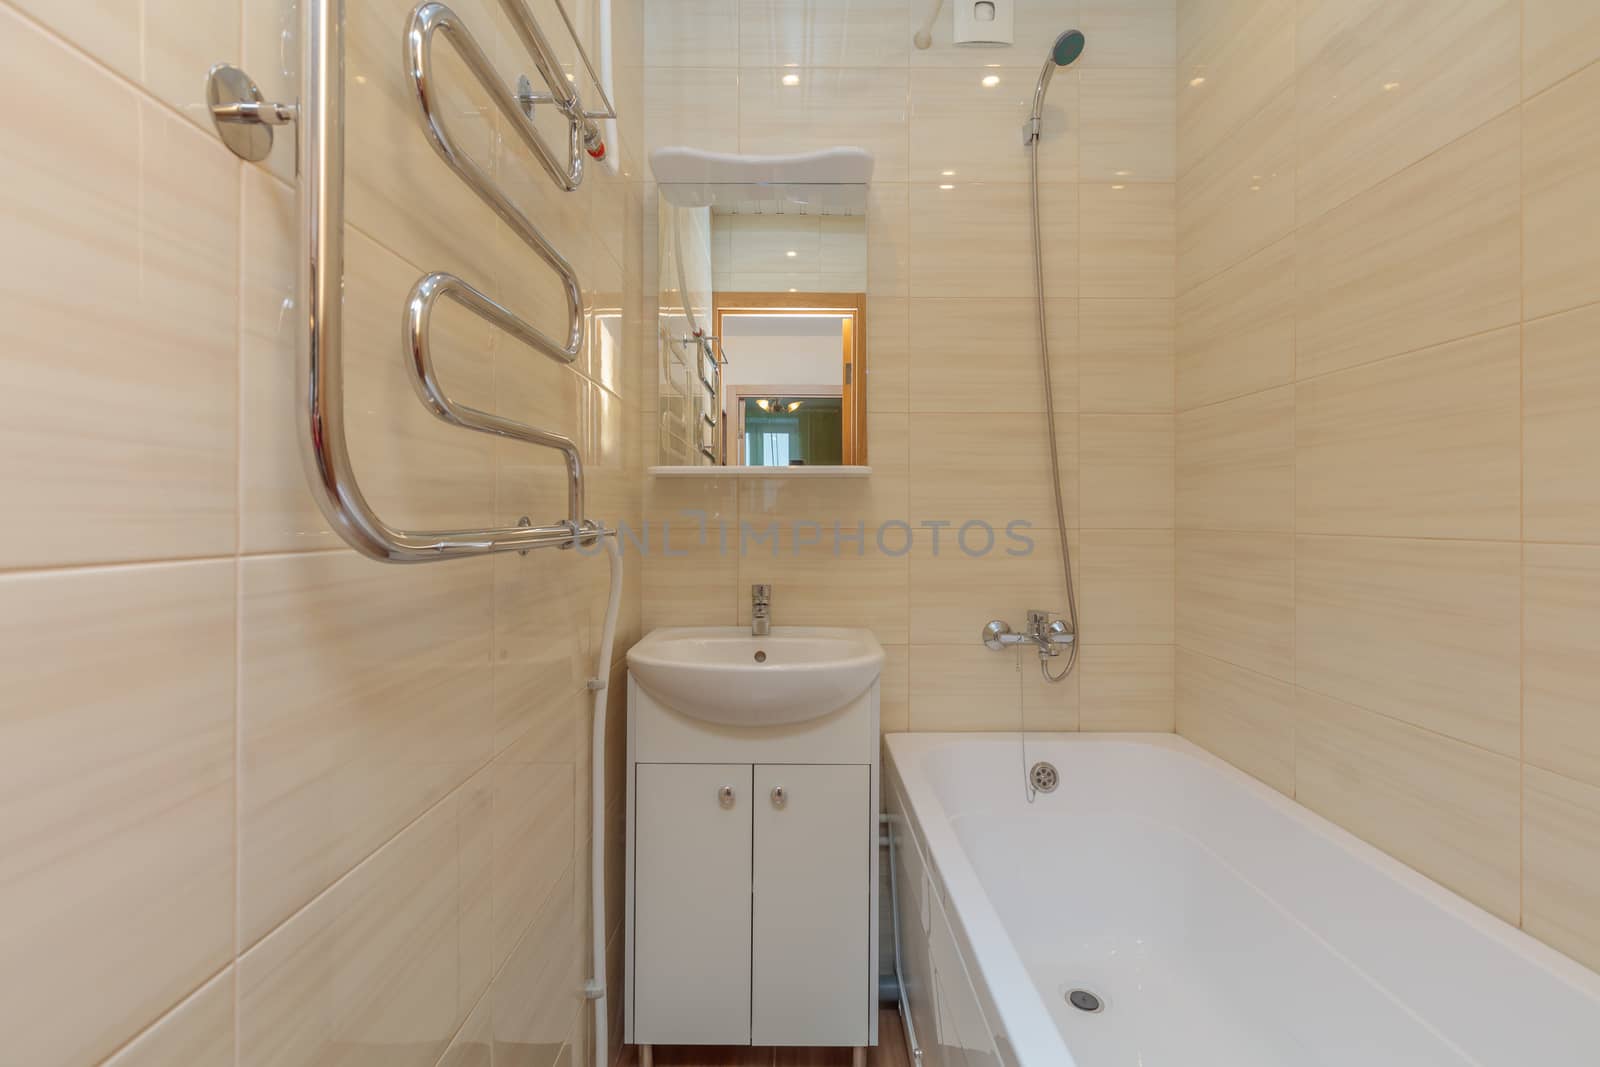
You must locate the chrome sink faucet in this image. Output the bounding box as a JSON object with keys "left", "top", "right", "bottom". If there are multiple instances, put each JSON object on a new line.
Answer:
{"left": 982, "top": 609, "right": 1074, "bottom": 658}
{"left": 751, "top": 584, "right": 772, "bottom": 636}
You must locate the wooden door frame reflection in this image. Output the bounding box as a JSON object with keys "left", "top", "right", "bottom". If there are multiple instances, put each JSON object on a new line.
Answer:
{"left": 711, "top": 291, "right": 868, "bottom": 465}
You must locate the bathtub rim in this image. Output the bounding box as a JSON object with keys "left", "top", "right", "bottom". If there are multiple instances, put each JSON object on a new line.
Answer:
{"left": 884, "top": 730, "right": 1600, "bottom": 1066}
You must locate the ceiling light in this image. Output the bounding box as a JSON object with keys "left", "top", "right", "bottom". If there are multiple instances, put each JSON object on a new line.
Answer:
{"left": 785, "top": 249, "right": 798, "bottom": 257}
{"left": 981, "top": 74, "right": 1000, "bottom": 88}
{"left": 939, "top": 183, "right": 954, "bottom": 190}
{"left": 781, "top": 73, "right": 800, "bottom": 86}
{"left": 941, "top": 169, "right": 956, "bottom": 176}
{"left": 1114, "top": 169, "right": 1132, "bottom": 177}
{"left": 1189, "top": 75, "right": 1206, "bottom": 87}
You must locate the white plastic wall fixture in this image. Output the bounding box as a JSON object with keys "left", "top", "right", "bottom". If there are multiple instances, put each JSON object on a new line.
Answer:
{"left": 953, "top": 0, "right": 1014, "bottom": 47}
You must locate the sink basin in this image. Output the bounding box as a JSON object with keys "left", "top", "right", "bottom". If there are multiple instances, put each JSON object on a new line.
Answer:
{"left": 627, "top": 626, "right": 885, "bottom": 726}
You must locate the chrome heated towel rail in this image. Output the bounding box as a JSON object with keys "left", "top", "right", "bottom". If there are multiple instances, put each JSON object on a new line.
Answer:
{"left": 209, "top": 0, "right": 616, "bottom": 561}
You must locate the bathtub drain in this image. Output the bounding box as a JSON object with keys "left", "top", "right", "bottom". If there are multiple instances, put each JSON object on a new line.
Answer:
{"left": 1067, "top": 989, "right": 1104, "bottom": 1014}
{"left": 1030, "top": 762, "right": 1059, "bottom": 794}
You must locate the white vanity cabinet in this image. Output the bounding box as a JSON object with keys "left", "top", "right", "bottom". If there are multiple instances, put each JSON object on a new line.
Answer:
{"left": 624, "top": 627, "right": 882, "bottom": 1056}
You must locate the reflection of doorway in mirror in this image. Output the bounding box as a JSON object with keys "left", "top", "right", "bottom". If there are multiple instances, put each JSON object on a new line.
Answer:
{"left": 713, "top": 293, "right": 867, "bottom": 466}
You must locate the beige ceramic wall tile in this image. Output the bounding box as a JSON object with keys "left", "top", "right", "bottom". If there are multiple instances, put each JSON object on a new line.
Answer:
{"left": 489, "top": 867, "right": 584, "bottom": 1066}
{"left": 342, "top": 0, "right": 508, "bottom": 288}
{"left": 360, "top": 235, "right": 500, "bottom": 515}
{"left": 1175, "top": 648, "right": 1295, "bottom": 794}
{"left": 1080, "top": 70, "right": 1177, "bottom": 182}
{"left": 908, "top": 644, "right": 1079, "bottom": 732}
{"left": 881, "top": 644, "right": 911, "bottom": 733}
{"left": 1176, "top": 0, "right": 1295, "bottom": 175}
{"left": 1522, "top": 0, "right": 1600, "bottom": 97}
{"left": 1295, "top": 112, "right": 1521, "bottom": 378}
{"left": 1294, "top": 328, "right": 1521, "bottom": 540}
{"left": 909, "top": 298, "right": 1078, "bottom": 413}
{"left": 490, "top": 727, "right": 578, "bottom": 973}
{"left": 142, "top": 0, "right": 242, "bottom": 128}
{"left": 1294, "top": 687, "right": 1521, "bottom": 923}
{"left": 909, "top": 181, "right": 1077, "bottom": 299}
{"left": 741, "top": 68, "right": 910, "bottom": 181}
{"left": 1079, "top": 644, "right": 1176, "bottom": 731}
{"left": 239, "top": 170, "right": 348, "bottom": 554}
{"left": 238, "top": 551, "right": 495, "bottom": 946}
{"left": 1080, "top": 0, "right": 1178, "bottom": 68}
{"left": 0, "top": 37, "right": 238, "bottom": 568}
{"left": 911, "top": 67, "right": 1076, "bottom": 184}
{"left": 436, "top": 997, "right": 493, "bottom": 1067}
{"left": 1081, "top": 184, "right": 1176, "bottom": 299}
{"left": 1524, "top": 303, "right": 1600, "bottom": 542}
{"left": 238, "top": 791, "right": 473, "bottom": 1067}
{"left": 868, "top": 182, "right": 912, "bottom": 297}
{"left": 908, "top": 531, "right": 1075, "bottom": 644}
{"left": 4, "top": 0, "right": 139, "bottom": 82}
{"left": 1294, "top": 0, "right": 1518, "bottom": 221}
{"left": 909, "top": 412, "right": 1076, "bottom": 529}
{"left": 103, "top": 969, "right": 234, "bottom": 1067}
{"left": 1176, "top": 530, "right": 1294, "bottom": 680}
{"left": 1295, "top": 536, "right": 1521, "bottom": 756}
{"left": 1523, "top": 61, "right": 1600, "bottom": 320}
{"left": 1524, "top": 544, "right": 1600, "bottom": 789}
{"left": 0, "top": 563, "right": 235, "bottom": 1067}
{"left": 1079, "top": 415, "right": 1175, "bottom": 529}
{"left": 1523, "top": 767, "right": 1600, "bottom": 973}
{"left": 1079, "top": 299, "right": 1173, "bottom": 414}
{"left": 1176, "top": 385, "right": 1293, "bottom": 532}
{"left": 641, "top": 477, "right": 738, "bottom": 626}
{"left": 1079, "top": 530, "right": 1175, "bottom": 644}
{"left": 740, "top": 0, "right": 911, "bottom": 67}
{"left": 1176, "top": 88, "right": 1294, "bottom": 294}
{"left": 646, "top": 0, "right": 739, "bottom": 65}
{"left": 1175, "top": 237, "right": 1294, "bottom": 409}
{"left": 866, "top": 296, "right": 910, "bottom": 412}
{"left": 645, "top": 68, "right": 741, "bottom": 155}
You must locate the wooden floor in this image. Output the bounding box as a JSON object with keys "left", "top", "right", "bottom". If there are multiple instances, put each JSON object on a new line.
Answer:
{"left": 617, "top": 1008, "right": 912, "bottom": 1067}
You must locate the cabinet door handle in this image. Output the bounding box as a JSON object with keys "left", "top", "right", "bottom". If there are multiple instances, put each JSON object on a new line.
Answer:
{"left": 717, "top": 785, "right": 735, "bottom": 809}
{"left": 770, "top": 785, "right": 786, "bottom": 809}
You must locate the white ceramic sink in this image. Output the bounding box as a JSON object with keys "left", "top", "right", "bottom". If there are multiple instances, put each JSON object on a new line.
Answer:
{"left": 626, "top": 626, "right": 885, "bottom": 726}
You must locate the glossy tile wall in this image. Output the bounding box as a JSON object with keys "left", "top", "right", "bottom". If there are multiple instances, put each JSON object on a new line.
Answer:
{"left": 640, "top": 0, "right": 1180, "bottom": 734}
{"left": 0, "top": 0, "right": 647, "bottom": 1063}
{"left": 1173, "top": 0, "right": 1600, "bottom": 973}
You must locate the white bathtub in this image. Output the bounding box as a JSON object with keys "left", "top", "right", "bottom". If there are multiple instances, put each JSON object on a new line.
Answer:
{"left": 884, "top": 733, "right": 1600, "bottom": 1067}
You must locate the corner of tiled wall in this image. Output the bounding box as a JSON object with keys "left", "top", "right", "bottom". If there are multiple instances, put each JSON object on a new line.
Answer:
{"left": 0, "top": 0, "right": 646, "bottom": 1062}
{"left": 1172, "top": 0, "right": 1600, "bottom": 974}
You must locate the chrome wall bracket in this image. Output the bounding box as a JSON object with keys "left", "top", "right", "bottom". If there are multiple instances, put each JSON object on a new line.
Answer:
{"left": 206, "top": 64, "right": 296, "bottom": 162}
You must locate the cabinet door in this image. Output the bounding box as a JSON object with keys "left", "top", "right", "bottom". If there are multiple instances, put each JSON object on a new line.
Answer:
{"left": 634, "top": 763, "right": 753, "bottom": 1044}
{"left": 752, "top": 764, "right": 870, "bottom": 1046}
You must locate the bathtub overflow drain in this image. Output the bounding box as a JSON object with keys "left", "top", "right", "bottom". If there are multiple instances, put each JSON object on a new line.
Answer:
{"left": 1030, "top": 762, "right": 1059, "bottom": 793}
{"left": 753, "top": 650, "right": 767, "bottom": 663}
{"left": 1067, "top": 989, "right": 1104, "bottom": 1014}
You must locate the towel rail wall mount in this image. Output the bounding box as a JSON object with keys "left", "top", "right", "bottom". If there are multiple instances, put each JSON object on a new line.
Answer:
{"left": 204, "top": 0, "right": 618, "bottom": 561}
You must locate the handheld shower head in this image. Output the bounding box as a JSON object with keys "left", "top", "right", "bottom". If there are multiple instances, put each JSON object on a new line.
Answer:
{"left": 1051, "top": 29, "right": 1087, "bottom": 66}
{"left": 1027, "top": 29, "right": 1085, "bottom": 142}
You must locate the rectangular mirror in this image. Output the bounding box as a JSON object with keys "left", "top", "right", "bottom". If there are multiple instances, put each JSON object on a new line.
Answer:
{"left": 656, "top": 178, "right": 868, "bottom": 470}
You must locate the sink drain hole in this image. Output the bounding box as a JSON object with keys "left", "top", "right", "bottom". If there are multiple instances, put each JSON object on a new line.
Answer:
{"left": 1067, "top": 989, "right": 1103, "bottom": 1014}
{"left": 753, "top": 650, "right": 767, "bottom": 663}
